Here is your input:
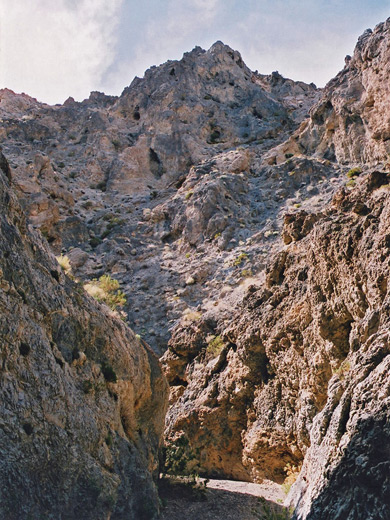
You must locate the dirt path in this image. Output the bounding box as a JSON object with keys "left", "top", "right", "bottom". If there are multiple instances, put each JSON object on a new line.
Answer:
{"left": 159, "top": 478, "right": 292, "bottom": 520}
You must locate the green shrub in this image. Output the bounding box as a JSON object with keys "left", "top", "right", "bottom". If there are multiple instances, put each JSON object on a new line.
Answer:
{"left": 84, "top": 274, "right": 126, "bottom": 311}
{"left": 333, "top": 359, "right": 351, "bottom": 380}
{"left": 89, "top": 237, "right": 102, "bottom": 248}
{"left": 258, "top": 497, "right": 293, "bottom": 520}
{"left": 282, "top": 462, "right": 301, "bottom": 495}
{"left": 347, "top": 167, "right": 362, "bottom": 178}
{"left": 162, "top": 435, "right": 202, "bottom": 484}
{"left": 56, "top": 254, "right": 71, "bottom": 276}
{"left": 233, "top": 252, "right": 248, "bottom": 266}
{"left": 96, "top": 181, "right": 107, "bottom": 191}
{"left": 206, "top": 335, "right": 224, "bottom": 357}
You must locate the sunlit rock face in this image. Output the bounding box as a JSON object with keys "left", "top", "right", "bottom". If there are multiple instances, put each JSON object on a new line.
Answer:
{"left": 0, "top": 41, "right": 321, "bottom": 356}
{"left": 272, "top": 18, "right": 390, "bottom": 166}
{"left": 3, "top": 20, "right": 390, "bottom": 519}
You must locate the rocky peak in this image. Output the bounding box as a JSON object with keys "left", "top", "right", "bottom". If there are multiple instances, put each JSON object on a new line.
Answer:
{"left": 4, "top": 21, "right": 390, "bottom": 518}
{"left": 272, "top": 17, "right": 390, "bottom": 166}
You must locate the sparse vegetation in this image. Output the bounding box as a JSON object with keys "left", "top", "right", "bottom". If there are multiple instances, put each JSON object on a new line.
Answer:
{"left": 89, "top": 237, "right": 102, "bottom": 248}
{"left": 185, "top": 190, "right": 194, "bottom": 200}
{"left": 56, "top": 254, "right": 71, "bottom": 276}
{"left": 105, "top": 432, "right": 113, "bottom": 446}
{"left": 282, "top": 462, "right": 302, "bottom": 495}
{"left": 347, "top": 167, "right": 362, "bottom": 178}
{"left": 206, "top": 335, "right": 224, "bottom": 357}
{"left": 257, "top": 497, "right": 293, "bottom": 520}
{"left": 111, "top": 139, "right": 121, "bottom": 150}
{"left": 96, "top": 180, "right": 107, "bottom": 191}
{"left": 333, "top": 359, "right": 351, "bottom": 379}
{"left": 233, "top": 252, "right": 248, "bottom": 266}
{"left": 84, "top": 274, "right": 126, "bottom": 311}
{"left": 182, "top": 308, "right": 202, "bottom": 325}
{"left": 162, "top": 435, "right": 208, "bottom": 493}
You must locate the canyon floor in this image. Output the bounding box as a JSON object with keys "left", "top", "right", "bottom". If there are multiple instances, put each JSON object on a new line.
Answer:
{"left": 159, "top": 477, "right": 289, "bottom": 520}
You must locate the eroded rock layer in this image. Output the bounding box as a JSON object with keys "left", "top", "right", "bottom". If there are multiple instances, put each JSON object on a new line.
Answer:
{"left": 0, "top": 154, "right": 168, "bottom": 519}
{"left": 161, "top": 20, "right": 390, "bottom": 519}
{"left": 163, "top": 167, "right": 390, "bottom": 518}
{"left": 0, "top": 42, "right": 322, "bottom": 354}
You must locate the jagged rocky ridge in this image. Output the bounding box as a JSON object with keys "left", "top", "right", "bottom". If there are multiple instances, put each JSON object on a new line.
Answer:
{"left": 2, "top": 18, "right": 390, "bottom": 520}
{"left": 0, "top": 42, "right": 324, "bottom": 354}
{"left": 0, "top": 152, "right": 168, "bottom": 519}
{"left": 270, "top": 18, "right": 390, "bottom": 166}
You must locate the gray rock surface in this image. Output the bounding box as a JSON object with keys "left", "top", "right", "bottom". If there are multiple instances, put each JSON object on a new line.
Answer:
{"left": 3, "top": 22, "right": 390, "bottom": 519}
{"left": 268, "top": 18, "right": 390, "bottom": 166}
{"left": 0, "top": 42, "right": 322, "bottom": 354}
{"left": 0, "top": 155, "right": 168, "bottom": 519}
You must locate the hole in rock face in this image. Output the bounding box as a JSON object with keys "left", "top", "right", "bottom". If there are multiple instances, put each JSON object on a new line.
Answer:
{"left": 19, "top": 343, "right": 30, "bottom": 356}
{"left": 50, "top": 270, "right": 60, "bottom": 282}
{"left": 133, "top": 107, "right": 140, "bottom": 121}
{"left": 149, "top": 148, "right": 163, "bottom": 178}
{"left": 23, "top": 423, "right": 33, "bottom": 435}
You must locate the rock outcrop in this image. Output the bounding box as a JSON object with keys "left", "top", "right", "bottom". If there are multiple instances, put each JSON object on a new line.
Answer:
{"left": 3, "top": 20, "right": 390, "bottom": 519}
{"left": 160, "top": 20, "right": 390, "bottom": 519}
{"left": 0, "top": 42, "right": 322, "bottom": 354}
{"left": 163, "top": 167, "right": 390, "bottom": 519}
{"left": 0, "top": 152, "right": 168, "bottom": 519}
{"left": 268, "top": 18, "right": 390, "bottom": 167}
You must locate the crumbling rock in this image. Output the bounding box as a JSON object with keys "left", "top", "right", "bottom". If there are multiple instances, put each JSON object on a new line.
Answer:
{"left": 283, "top": 18, "right": 390, "bottom": 165}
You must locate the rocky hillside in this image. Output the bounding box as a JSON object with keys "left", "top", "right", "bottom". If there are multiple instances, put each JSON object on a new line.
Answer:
{"left": 2, "top": 17, "right": 390, "bottom": 520}
{"left": 0, "top": 152, "right": 168, "bottom": 519}
{"left": 162, "top": 18, "right": 390, "bottom": 520}
{"left": 0, "top": 42, "right": 323, "bottom": 354}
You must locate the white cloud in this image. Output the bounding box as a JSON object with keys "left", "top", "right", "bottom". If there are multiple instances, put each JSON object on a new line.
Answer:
{"left": 0, "top": 0, "right": 123, "bottom": 104}
{"left": 102, "top": 0, "right": 222, "bottom": 95}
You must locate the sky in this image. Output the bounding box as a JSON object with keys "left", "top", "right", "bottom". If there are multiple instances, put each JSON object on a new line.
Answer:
{"left": 1, "top": 1, "right": 389, "bottom": 105}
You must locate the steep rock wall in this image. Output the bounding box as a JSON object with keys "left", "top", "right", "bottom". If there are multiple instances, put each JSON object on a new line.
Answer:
{"left": 0, "top": 152, "right": 168, "bottom": 519}
{"left": 163, "top": 169, "right": 390, "bottom": 519}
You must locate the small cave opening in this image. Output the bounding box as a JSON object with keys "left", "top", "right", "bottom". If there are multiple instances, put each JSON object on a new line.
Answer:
{"left": 19, "top": 342, "right": 31, "bottom": 356}
{"left": 149, "top": 148, "right": 163, "bottom": 178}
{"left": 133, "top": 107, "right": 140, "bottom": 121}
